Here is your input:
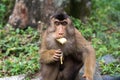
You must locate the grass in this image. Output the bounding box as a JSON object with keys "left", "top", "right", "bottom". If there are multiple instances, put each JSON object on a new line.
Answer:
{"left": 0, "top": 26, "right": 40, "bottom": 77}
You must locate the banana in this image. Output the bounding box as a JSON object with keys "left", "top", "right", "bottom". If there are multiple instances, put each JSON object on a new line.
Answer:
{"left": 56, "top": 38, "right": 67, "bottom": 44}
{"left": 56, "top": 38, "right": 67, "bottom": 64}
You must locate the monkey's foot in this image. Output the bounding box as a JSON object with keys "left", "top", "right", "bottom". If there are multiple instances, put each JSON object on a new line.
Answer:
{"left": 82, "top": 74, "right": 93, "bottom": 80}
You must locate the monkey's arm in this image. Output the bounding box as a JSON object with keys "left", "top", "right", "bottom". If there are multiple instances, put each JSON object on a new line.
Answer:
{"left": 40, "top": 48, "right": 62, "bottom": 64}
{"left": 39, "top": 32, "right": 62, "bottom": 64}
{"left": 82, "top": 45, "right": 96, "bottom": 80}
{"left": 75, "top": 29, "right": 96, "bottom": 80}
{"left": 40, "top": 49, "right": 57, "bottom": 63}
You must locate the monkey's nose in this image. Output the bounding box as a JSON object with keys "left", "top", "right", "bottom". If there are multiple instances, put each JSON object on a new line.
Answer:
{"left": 58, "top": 33, "right": 64, "bottom": 38}
{"left": 59, "top": 32, "right": 64, "bottom": 35}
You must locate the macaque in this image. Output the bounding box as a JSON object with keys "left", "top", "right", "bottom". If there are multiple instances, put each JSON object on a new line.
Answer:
{"left": 39, "top": 12, "right": 96, "bottom": 80}
{"left": 8, "top": 0, "right": 28, "bottom": 29}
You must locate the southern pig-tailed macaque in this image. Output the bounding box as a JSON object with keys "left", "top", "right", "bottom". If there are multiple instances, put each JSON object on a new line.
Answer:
{"left": 39, "top": 12, "right": 96, "bottom": 80}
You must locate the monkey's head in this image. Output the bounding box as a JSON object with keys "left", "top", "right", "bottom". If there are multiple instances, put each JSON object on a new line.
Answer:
{"left": 48, "top": 12, "right": 74, "bottom": 39}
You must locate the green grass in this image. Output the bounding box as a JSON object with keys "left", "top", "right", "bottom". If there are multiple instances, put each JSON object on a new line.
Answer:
{"left": 72, "top": 0, "right": 120, "bottom": 75}
{"left": 0, "top": 27, "right": 40, "bottom": 77}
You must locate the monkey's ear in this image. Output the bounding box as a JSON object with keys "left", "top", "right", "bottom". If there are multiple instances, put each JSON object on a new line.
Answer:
{"left": 50, "top": 15, "right": 53, "bottom": 20}
{"left": 66, "top": 18, "right": 72, "bottom": 25}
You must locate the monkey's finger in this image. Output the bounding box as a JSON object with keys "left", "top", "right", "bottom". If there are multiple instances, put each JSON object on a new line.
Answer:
{"left": 57, "top": 49, "right": 61, "bottom": 51}
{"left": 53, "top": 56, "right": 60, "bottom": 61}
{"left": 53, "top": 54, "right": 62, "bottom": 60}
{"left": 82, "top": 74, "right": 86, "bottom": 78}
{"left": 53, "top": 55, "right": 60, "bottom": 58}
{"left": 55, "top": 50, "right": 62, "bottom": 54}
{"left": 82, "top": 75, "right": 89, "bottom": 80}
{"left": 54, "top": 53, "right": 62, "bottom": 57}
{"left": 53, "top": 58, "right": 59, "bottom": 61}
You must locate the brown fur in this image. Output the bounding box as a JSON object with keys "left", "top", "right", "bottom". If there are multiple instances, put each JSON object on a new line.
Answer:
{"left": 39, "top": 13, "right": 96, "bottom": 80}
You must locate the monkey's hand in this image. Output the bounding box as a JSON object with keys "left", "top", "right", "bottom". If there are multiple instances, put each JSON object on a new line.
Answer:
{"left": 40, "top": 49, "right": 62, "bottom": 64}
{"left": 82, "top": 74, "right": 93, "bottom": 80}
{"left": 53, "top": 49, "right": 62, "bottom": 61}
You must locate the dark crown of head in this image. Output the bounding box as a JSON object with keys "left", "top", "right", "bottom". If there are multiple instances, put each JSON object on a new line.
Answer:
{"left": 52, "top": 12, "right": 69, "bottom": 21}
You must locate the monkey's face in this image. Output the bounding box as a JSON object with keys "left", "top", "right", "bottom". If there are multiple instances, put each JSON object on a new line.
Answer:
{"left": 48, "top": 13, "right": 74, "bottom": 39}
{"left": 53, "top": 19, "right": 68, "bottom": 39}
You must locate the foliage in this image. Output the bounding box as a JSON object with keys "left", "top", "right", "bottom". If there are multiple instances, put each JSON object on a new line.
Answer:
{"left": 100, "top": 61, "right": 120, "bottom": 75}
{"left": 91, "top": 1, "right": 120, "bottom": 74}
{"left": 0, "top": 0, "right": 15, "bottom": 26}
{"left": 72, "top": 0, "right": 120, "bottom": 75}
{"left": 0, "top": 26, "right": 40, "bottom": 77}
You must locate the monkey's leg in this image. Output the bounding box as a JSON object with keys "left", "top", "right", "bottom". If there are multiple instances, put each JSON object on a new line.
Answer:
{"left": 40, "top": 64, "right": 59, "bottom": 80}
{"left": 83, "top": 47, "right": 96, "bottom": 80}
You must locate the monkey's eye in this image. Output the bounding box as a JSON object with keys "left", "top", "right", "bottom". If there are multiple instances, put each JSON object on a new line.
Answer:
{"left": 61, "top": 21, "right": 68, "bottom": 25}
{"left": 54, "top": 21, "right": 60, "bottom": 25}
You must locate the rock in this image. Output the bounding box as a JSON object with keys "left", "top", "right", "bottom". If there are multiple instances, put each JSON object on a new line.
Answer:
{"left": 79, "top": 72, "right": 103, "bottom": 80}
{"left": 0, "top": 74, "right": 42, "bottom": 80}
{"left": 102, "top": 75, "right": 115, "bottom": 80}
{"left": 102, "top": 54, "right": 116, "bottom": 64}
{"left": 79, "top": 62, "right": 103, "bottom": 80}
{"left": 0, "top": 75, "right": 25, "bottom": 80}
{"left": 102, "top": 75, "right": 120, "bottom": 80}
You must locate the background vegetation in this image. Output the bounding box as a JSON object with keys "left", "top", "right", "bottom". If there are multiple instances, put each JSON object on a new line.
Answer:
{"left": 0, "top": 0, "right": 120, "bottom": 77}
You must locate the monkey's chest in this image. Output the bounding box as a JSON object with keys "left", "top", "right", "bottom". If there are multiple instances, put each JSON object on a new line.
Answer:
{"left": 58, "top": 56, "right": 83, "bottom": 70}
{"left": 47, "top": 39, "right": 76, "bottom": 52}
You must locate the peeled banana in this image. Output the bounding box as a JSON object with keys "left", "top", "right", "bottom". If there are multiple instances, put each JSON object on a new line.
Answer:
{"left": 56, "top": 38, "right": 67, "bottom": 44}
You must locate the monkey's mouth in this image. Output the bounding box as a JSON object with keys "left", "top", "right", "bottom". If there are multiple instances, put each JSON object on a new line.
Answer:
{"left": 56, "top": 38, "right": 67, "bottom": 44}
{"left": 56, "top": 35, "right": 66, "bottom": 39}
